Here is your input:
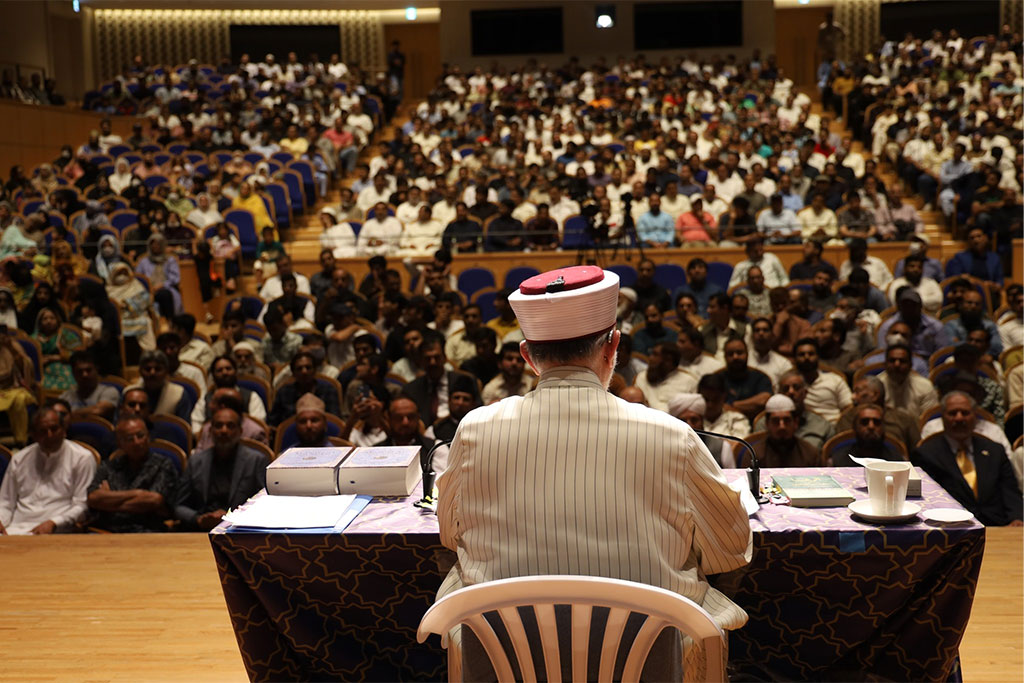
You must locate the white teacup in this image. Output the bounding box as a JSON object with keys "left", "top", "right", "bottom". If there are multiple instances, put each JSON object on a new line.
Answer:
{"left": 864, "top": 461, "right": 912, "bottom": 516}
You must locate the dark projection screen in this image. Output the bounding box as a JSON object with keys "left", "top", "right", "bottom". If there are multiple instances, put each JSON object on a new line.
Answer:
{"left": 229, "top": 25, "right": 341, "bottom": 64}
{"left": 634, "top": 1, "right": 743, "bottom": 50}
{"left": 880, "top": 0, "right": 1000, "bottom": 41}
{"left": 470, "top": 7, "right": 564, "bottom": 56}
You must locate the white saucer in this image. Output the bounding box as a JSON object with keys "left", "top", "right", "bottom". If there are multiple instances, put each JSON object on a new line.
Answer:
{"left": 848, "top": 499, "right": 921, "bottom": 523}
{"left": 922, "top": 508, "right": 974, "bottom": 523}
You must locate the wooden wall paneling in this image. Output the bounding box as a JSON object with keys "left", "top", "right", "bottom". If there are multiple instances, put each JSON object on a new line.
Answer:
{"left": 383, "top": 22, "right": 442, "bottom": 100}
{"left": 775, "top": 7, "right": 829, "bottom": 88}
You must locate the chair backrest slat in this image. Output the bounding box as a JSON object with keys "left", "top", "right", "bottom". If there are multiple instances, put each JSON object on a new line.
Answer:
{"left": 464, "top": 614, "right": 515, "bottom": 682}
{"left": 496, "top": 607, "right": 536, "bottom": 682}
{"left": 620, "top": 616, "right": 666, "bottom": 682}
{"left": 598, "top": 608, "right": 630, "bottom": 681}
{"left": 571, "top": 603, "right": 591, "bottom": 681}
{"left": 534, "top": 603, "right": 561, "bottom": 683}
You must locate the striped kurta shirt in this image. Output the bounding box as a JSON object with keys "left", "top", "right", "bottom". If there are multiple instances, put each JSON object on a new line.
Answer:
{"left": 437, "top": 366, "right": 753, "bottom": 631}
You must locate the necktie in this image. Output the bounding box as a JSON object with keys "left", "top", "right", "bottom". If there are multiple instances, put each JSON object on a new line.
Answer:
{"left": 956, "top": 448, "right": 978, "bottom": 497}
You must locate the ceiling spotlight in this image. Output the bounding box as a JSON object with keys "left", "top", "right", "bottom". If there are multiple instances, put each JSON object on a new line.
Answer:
{"left": 405, "top": 6, "right": 417, "bottom": 21}
{"left": 595, "top": 4, "right": 616, "bottom": 29}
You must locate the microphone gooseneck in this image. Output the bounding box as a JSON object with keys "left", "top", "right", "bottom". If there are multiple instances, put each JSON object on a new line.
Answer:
{"left": 419, "top": 439, "right": 452, "bottom": 505}
{"left": 692, "top": 428, "right": 764, "bottom": 504}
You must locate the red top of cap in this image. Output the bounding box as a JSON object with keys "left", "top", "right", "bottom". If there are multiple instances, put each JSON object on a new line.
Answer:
{"left": 518, "top": 266, "right": 605, "bottom": 296}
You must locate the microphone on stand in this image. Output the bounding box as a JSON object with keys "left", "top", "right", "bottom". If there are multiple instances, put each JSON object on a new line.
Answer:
{"left": 417, "top": 439, "right": 452, "bottom": 507}
{"left": 693, "top": 429, "right": 766, "bottom": 504}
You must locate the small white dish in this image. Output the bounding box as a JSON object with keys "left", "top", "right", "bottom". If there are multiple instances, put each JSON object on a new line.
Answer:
{"left": 922, "top": 508, "right": 974, "bottom": 524}
{"left": 848, "top": 499, "right": 921, "bottom": 523}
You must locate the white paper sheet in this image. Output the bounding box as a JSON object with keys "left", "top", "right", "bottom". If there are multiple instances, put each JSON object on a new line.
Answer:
{"left": 728, "top": 479, "right": 761, "bottom": 515}
{"left": 223, "top": 494, "right": 357, "bottom": 529}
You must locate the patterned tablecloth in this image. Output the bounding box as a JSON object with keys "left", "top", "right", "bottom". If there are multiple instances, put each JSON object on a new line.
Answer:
{"left": 209, "top": 467, "right": 984, "bottom": 682}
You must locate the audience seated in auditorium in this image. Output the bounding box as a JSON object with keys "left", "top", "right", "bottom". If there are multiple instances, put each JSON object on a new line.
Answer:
{"left": 61, "top": 350, "right": 118, "bottom": 421}
{"left": 754, "top": 369, "right": 836, "bottom": 451}
{"left": 831, "top": 403, "right": 906, "bottom": 466}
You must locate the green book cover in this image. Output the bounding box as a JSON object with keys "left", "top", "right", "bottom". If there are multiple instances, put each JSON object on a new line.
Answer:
{"left": 772, "top": 474, "right": 855, "bottom": 507}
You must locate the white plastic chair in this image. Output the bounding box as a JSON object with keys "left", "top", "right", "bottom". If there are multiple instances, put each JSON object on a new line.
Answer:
{"left": 416, "top": 575, "right": 726, "bottom": 682}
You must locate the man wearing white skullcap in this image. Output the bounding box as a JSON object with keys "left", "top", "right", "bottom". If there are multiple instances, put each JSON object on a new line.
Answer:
{"left": 740, "top": 393, "right": 823, "bottom": 468}
{"left": 437, "top": 265, "right": 752, "bottom": 681}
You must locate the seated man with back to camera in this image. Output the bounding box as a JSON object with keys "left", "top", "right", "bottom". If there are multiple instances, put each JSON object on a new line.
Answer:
{"left": 438, "top": 265, "right": 751, "bottom": 681}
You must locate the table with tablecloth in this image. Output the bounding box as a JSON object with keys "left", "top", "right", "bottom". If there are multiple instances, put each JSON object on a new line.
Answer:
{"left": 209, "top": 467, "right": 985, "bottom": 682}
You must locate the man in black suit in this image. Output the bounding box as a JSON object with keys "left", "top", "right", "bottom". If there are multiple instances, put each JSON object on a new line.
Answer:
{"left": 174, "top": 407, "right": 269, "bottom": 531}
{"left": 403, "top": 331, "right": 481, "bottom": 426}
{"left": 911, "top": 391, "right": 1023, "bottom": 526}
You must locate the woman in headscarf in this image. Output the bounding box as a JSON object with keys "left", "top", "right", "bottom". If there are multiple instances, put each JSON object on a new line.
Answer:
{"left": 72, "top": 277, "right": 121, "bottom": 376}
{"left": 31, "top": 163, "right": 59, "bottom": 197}
{"left": 163, "top": 210, "right": 194, "bottom": 261}
{"left": 185, "top": 192, "right": 222, "bottom": 229}
{"left": 135, "top": 233, "right": 181, "bottom": 319}
{"left": 0, "top": 287, "right": 18, "bottom": 329}
{"left": 208, "top": 221, "right": 240, "bottom": 292}
{"left": 5, "top": 165, "right": 28, "bottom": 194}
{"left": 122, "top": 211, "right": 154, "bottom": 260}
{"left": 109, "top": 158, "right": 134, "bottom": 195}
{"left": 18, "top": 280, "right": 63, "bottom": 333}
{"left": 89, "top": 234, "right": 123, "bottom": 281}
{"left": 106, "top": 261, "right": 155, "bottom": 360}
{"left": 50, "top": 239, "right": 87, "bottom": 279}
{"left": 0, "top": 330, "right": 37, "bottom": 446}
{"left": 85, "top": 173, "right": 111, "bottom": 200}
{"left": 33, "top": 306, "right": 82, "bottom": 392}
{"left": 0, "top": 216, "right": 39, "bottom": 260}
{"left": 164, "top": 188, "right": 194, "bottom": 221}
{"left": 231, "top": 180, "right": 275, "bottom": 236}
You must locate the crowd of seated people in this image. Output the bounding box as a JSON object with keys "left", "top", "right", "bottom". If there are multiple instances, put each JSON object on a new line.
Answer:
{"left": 828, "top": 28, "right": 1023, "bottom": 258}
{"left": 0, "top": 70, "right": 64, "bottom": 106}
{"left": 0, "top": 45, "right": 1021, "bottom": 534}
{"left": 0, "top": 50, "right": 390, "bottom": 354}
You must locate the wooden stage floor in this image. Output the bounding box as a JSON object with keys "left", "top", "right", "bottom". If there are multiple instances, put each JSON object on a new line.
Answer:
{"left": 0, "top": 529, "right": 1020, "bottom": 682}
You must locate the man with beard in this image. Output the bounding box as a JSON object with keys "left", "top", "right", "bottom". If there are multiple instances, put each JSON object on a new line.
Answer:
{"left": 190, "top": 355, "right": 266, "bottom": 434}
{"left": 741, "top": 394, "right": 821, "bottom": 468}
{"left": 944, "top": 227, "right": 1003, "bottom": 288}
{"left": 716, "top": 339, "right": 772, "bottom": 421}
{"left": 877, "top": 343, "right": 939, "bottom": 417}
{"left": 813, "top": 317, "right": 859, "bottom": 374}
{"left": 130, "top": 350, "right": 193, "bottom": 422}
{"left": 747, "top": 318, "right": 794, "bottom": 391}
{"left": 634, "top": 342, "right": 695, "bottom": 413}
{"left": 806, "top": 269, "right": 838, "bottom": 313}
{"left": 634, "top": 304, "right": 679, "bottom": 354}
{"left": 425, "top": 373, "right": 481, "bottom": 476}
{"left": 267, "top": 351, "right": 340, "bottom": 427}
{"left": 944, "top": 289, "right": 1003, "bottom": 357}
{"left": 482, "top": 343, "right": 533, "bottom": 404}
{"left": 788, "top": 239, "right": 838, "bottom": 281}
{"left": 876, "top": 288, "right": 950, "bottom": 360}
{"left": 633, "top": 259, "right": 671, "bottom": 312}
{"left": 837, "top": 376, "right": 920, "bottom": 454}
{"left": 754, "top": 369, "right": 835, "bottom": 450}
{"left": 175, "top": 407, "right": 269, "bottom": 531}
{"left": 830, "top": 404, "right": 906, "bottom": 466}
{"left": 261, "top": 273, "right": 315, "bottom": 329}
{"left": 674, "top": 258, "right": 722, "bottom": 317}
{"left": 888, "top": 253, "right": 942, "bottom": 316}
{"left": 677, "top": 325, "right": 724, "bottom": 383}
{"left": 294, "top": 393, "right": 331, "bottom": 448}
{"left": 404, "top": 332, "right": 482, "bottom": 426}
{"left": 793, "top": 338, "right": 852, "bottom": 422}
{"left": 698, "top": 373, "right": 751, "bottom": 439}
{"left": 636, "top": 193, "right": 674, "bottom": 248}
